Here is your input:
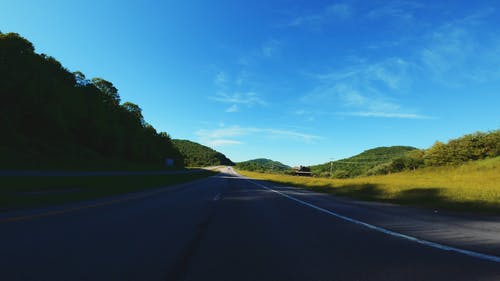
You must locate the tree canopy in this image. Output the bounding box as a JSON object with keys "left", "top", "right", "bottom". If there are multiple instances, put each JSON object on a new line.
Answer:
{"left": 0, "top": 32, "right": 183, "bottom": 169}
{"left": 172, "top": 139, "right": 234, "bottom": 167}
{"left": 235, "top": 158, "right": 290, "bottom": 173}
{"left": 311, "top": 146, "right": 418, "bottom": 178}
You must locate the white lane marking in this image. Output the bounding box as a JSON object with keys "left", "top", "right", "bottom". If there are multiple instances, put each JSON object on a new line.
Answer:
{"left": 213, "top": 193, "right": 221, "bottom": 201}
{"left": 247, "top": 179, "right": 500, "bottom": 264}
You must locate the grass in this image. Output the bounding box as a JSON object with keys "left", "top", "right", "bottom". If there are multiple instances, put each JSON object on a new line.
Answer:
{"left": 238, "top": 157, "right": 500, "bottom": 214}
{"left": 0, "top": 144, "right": 179, "bottom": 171}
{"left": 0, "top": 170, "right": 217, "bottom": 211}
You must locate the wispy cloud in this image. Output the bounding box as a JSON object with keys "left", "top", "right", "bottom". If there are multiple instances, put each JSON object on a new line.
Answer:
{"left": 261, "top": 39, "right": 281, "bottom": 57}
{"left": 206, "top": 139, "right": 242, "bottom": 147}
{"left": 211, "top": 69, "right": 268, "bottom": 112}
{"left": 341, "top": 111, "right": 430, "bottom": 119}
{"left": 211, "top": 92, "right": 267, "bottom": 106}
{"left": 288, "top": 3, "right": 352, "bottom": 27}
{"left": 214, "top": 71, "right": 228, "bottom": 87}
{"left": 366, "top": 1, "right": 422, "bottom": 21}
{"left": 196, "top": 126, "right": 322, "bottom": 147}
{"left": 418, "top": 10, "right": 500, "bottom": 85}
{"left": 300, "top": 57, "right": 428, "bottom": 119}
{"left": 225, "top": 104, "right": 238, "bottom": 113}
{"left": 314, "top": 57, "right": 413, "bottom": 91}
{"left": 327, "top": 3, "right": 352, "bottom": 19}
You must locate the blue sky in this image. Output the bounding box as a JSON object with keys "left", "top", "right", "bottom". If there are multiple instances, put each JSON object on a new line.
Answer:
{"left": 2, "top": 1, "right": 499, "bottom": 166}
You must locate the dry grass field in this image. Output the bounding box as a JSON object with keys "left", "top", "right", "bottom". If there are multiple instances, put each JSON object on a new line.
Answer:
{"left": 238, "top": 157, "right": 500, "bottom": 213}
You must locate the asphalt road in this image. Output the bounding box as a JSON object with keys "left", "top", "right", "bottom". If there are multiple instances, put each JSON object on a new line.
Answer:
{"left": 1, "top": 167, "right": 499, "bottom": 281}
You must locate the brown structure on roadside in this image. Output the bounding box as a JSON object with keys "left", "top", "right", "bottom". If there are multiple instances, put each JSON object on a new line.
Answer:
{"left": 291, "top": 166, "right": 312, "bottom": 176}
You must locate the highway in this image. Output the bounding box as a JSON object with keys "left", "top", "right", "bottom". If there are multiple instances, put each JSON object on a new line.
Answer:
{"left": 1, "top": 167, "right": 499, "bottom": 281}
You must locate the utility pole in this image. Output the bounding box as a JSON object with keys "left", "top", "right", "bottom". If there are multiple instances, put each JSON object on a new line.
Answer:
{"left": 329, "top": 157, "right": 334, "bottom": 177}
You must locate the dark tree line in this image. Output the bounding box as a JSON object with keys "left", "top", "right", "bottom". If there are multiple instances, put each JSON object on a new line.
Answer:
{"left": 0, "top": 32, "right": 183, "bottom": 168}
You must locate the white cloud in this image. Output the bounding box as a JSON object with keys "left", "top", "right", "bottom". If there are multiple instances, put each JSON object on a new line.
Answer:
{"left": 363, "top": 5, "right": 499, "bottom": 86}
{"left": 366, "top": 1, "right": 421, "bottom": 21}
{"left": 300, "top": 57, "right": 428, "bottom": 119}
{"left": 264, "top": 129, "right": 321, "bottom": 142}
{"left": 418, "top": 17, "right": 500, "bottom": 85}
{"left": 206, "top": 139, "right": 243, "bottom": 147}
{"left": 261, "top": 39, "right": 280, "bottom": 57}
{"left": 342, "top": 111, "right": 431, "bottom": 119}
{"left": 225, "top": 104, "right": 238, "bottom": 113}
{"left": 211, "top": 92, "right": 267, "bottom": 106}
{"left": 315, "top": 57, "right": 413, "bottom": 91}
{"left": 326, "top": 3, "right": 352, "bottom": 19}
{"left": 214, "top": 71, "right": 228, "bottom": 87}
{"left": 288, "top": 3, "right": 352, "bottom": 27}
{"left": 211, "top": 69, "right": 267, "bottom": 113}
{"left": 195, "top": 126, "right": 321, "bottom": 147}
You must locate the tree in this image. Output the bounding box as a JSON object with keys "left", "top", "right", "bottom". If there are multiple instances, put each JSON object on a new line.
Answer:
{"left": 91, "top": 78, "right": 120, "bottom": 106}
{"left": 73, "top": 71, "right": 91, "bottom": 87}
{"left": 0, "top": 32, "right": 34, "bottom": 57}
{"left": 122, "top": 102, "right": 145, "bottom": 126}
{"left": 0, "top": 32, "right": 185, "bottom": 169}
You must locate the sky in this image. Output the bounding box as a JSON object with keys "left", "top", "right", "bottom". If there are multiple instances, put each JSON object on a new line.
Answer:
{"left": 2, "top": 0, "right": 500, "bottom": 166}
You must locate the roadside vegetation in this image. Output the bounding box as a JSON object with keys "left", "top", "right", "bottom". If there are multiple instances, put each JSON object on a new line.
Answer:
{"left": 173, "top": 139, "right": 234, "bottom": 167}
{"left": 235, "top": 158, "right": 290, "bottom": 173}
{"left": 0, "top": 32, "right": 183, "bottom": 170}
{"left": 311, "top": 146, "right": 417, "bottom": 178}
{"left": 238, "top": 130, "right": 500, "bottom": 213}
{"left": 238, "top": 156, "right": 500, "bottom": 213}
{"left": 316, "top": 130, "right": 500, "bottom": 178}
{"left": 0, "top": 170, "right": 217, "bottom": 211}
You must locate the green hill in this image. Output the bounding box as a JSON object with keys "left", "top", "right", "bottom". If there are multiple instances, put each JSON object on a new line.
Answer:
{"left": 172, "top": 140, "right": 234, "bottom": 167}
{"left": 367, "top": 130, "right": 500, "bottom": 176}
{"left": 238, "top": 156, "right": 500, "bottom": 213}
{"left": 236, "top": 158, "right": 290, "bottom": 173}
{"left": 0, "top": 32, "right": 183, "bottom": 170}
{"left": 311, "top": 146, "right": 417, "bottom": 178}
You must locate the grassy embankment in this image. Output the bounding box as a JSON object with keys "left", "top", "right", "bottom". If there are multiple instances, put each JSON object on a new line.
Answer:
{"left": 238, "top": 157, "right": 500, "bottom": 213}
{"left": 0, "top": 170, "right": 217, "bottom": 211}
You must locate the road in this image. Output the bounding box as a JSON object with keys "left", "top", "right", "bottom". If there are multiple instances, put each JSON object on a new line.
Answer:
{"left": 0, "top": 167, "right": 499, "bottom": 281}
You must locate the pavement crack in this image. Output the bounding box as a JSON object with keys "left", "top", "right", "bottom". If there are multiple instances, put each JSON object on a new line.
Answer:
{"left": 165, "top": 201, "right": 216, "bottom": 281}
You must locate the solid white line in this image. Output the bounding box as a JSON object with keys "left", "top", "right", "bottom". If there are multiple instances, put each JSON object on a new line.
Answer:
{"left": 246, "top": 179, "right": 500, "bottom": 264}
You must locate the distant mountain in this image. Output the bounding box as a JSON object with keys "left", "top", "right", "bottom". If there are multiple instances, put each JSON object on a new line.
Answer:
{"left": 236, "top": 158, "right": 291, "bottom": 172}
{"left": 311, "top": 146, "right": 417, "bottom": 178}
{"left": 172, "top": 140, "right": 234, "bottom": 167}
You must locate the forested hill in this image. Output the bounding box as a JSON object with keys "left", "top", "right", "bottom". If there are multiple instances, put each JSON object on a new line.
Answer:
{"left": 311, "top": 146, "right": 417, "bottom": 178}
{"left": 0, "top": 32, "right": 183, "bottom": 169}
{"left": 236, "top": 158, "right": 291, "bottom": 172}
{"left": 172, "top": 140, "right": 234, "bottom": 167}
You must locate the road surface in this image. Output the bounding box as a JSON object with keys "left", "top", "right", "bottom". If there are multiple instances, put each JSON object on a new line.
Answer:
{"left": 0, "top": 167, "right": 499, "bottom": 280}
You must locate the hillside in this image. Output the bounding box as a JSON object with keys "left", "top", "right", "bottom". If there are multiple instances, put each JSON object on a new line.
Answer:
{"left": 367, "top": 130, "right": 500, "bottom": 175}
{"left": 0, "top": 32, "right": 183, "bottom": 169}
{"left": 311, "top": 146, "right": 417, "bottom": 178}
{"left": 173, "top": 140, "right": 234, "bottom": 167}
{"left": 236, "top": 158, "right": 290, "bottom": 173}
{"left": 238, "top": 156, "right": 500, "bottom": 213}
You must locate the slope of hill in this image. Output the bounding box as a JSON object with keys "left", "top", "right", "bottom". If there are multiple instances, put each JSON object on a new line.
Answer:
{"left": 367, "top": 130, "right": 500, "bottom": 175}
{"left": 238, "top": 156, "right": 500, "bottom": 213}
{"left": 172, "top": 140, "right": 234, "bottom": 167}
{"left": 0, "top": 32, "right": 183, "bottom": 169}
{"left": 311, "top": 146, "right": 417, "bottom": 178}
{"left": 236, "top": 158, "right": 291, "bottom": 172}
